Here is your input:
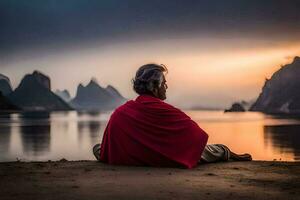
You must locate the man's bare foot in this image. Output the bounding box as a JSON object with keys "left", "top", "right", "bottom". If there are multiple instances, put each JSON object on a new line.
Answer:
{"left": 230, "top": 152, "right": 252, "bottom": 161}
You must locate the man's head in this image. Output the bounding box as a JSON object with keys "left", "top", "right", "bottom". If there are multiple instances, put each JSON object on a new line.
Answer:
{"left": 133, "top": 63, "right": 168, "bottom": 100}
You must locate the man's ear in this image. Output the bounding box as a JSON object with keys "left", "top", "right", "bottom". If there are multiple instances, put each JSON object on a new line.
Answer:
{"left": 152, "top": 88, "right": 159, "bottom": 97}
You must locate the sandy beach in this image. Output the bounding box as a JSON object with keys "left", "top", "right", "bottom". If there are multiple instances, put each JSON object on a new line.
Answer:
{"left": 0, "top": 160, "right": 300, "bottom": 200}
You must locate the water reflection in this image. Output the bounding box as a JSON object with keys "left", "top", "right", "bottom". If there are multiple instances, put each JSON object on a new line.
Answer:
{"left": 77, "top": 120, "right": 102, "bottom": 145}
{"left": 77, "top": 111, "right": 101, "bottom": 116}
{"left": 19, "top": 112, "right": 51, "bottom": 119}
{"left": 1, "top": 111, "right": 300, "bottom": 161}
{"left": 0, "top": 125, "right": 11, "bottom": 153}
{"left": 78, "top": 121, "right": 101, "bottom": 136}
{"left": 19, "top": 112, "right": 51, "bottom": 156}
{"left": 0, "top": 113, "right": 12, "bottom": 161}
{"left": 264, "top": 124, "right": 300, "bottom": 160}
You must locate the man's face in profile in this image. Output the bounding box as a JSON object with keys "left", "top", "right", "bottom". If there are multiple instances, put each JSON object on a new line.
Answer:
{"left": 157, "top": 75, "right": 167, "bottom": 100}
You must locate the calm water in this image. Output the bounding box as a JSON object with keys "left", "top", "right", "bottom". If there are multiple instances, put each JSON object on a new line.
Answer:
{"left": 0, "top": 110, "right": 300, "bottom": 162}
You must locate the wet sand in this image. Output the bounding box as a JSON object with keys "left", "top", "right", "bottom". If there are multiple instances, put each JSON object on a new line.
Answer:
{"left": 0, "top": 161, "right": 300, "bottom": 200}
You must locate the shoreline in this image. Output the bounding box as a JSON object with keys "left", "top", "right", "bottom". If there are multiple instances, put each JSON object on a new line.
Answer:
{"left": 1, "top": 160, "right": 300, "bottom": 200}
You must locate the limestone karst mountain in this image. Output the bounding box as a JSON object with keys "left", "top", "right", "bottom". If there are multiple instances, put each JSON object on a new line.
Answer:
{"left": 71, "top": 79, "right": 126, "bottom": 111}
{"left": 8, "top": 71, "right": 72, "bottom": 111}
{"left": 250, "top": 56, "right": 300, "bottom": 114}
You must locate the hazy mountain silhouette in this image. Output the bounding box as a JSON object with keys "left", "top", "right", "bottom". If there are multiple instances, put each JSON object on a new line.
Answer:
{"left": 106, "top": 85, "right": 125, "bottom": 100}
{"left": 0, "top": 74, "right": 13, "bottom": 96}
{"left": 8, "top": 71, "right": 72, "bottom": 111}
{"left": 71, "top": 79, "right": 126, "bottom": 111}
{"left": 250, "top": 56, "right": 300, "bottom": 114}
{"left": 55, "top": 89, "right": 71, "bottom": 102}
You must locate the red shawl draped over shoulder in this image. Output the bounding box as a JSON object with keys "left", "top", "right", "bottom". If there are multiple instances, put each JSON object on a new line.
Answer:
{"left": 99, "top": 95, "right": 208, "bottom": 168}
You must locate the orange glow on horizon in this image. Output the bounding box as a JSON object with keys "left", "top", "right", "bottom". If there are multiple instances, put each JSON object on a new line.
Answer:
{"left": 3, "top": 37, "right": 300, "bottom": 107}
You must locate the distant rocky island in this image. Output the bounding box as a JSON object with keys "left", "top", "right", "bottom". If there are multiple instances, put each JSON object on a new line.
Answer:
{"left": 0, "top": 71, "right": 126, "bottom": 112}
{"left": 225, "top": 100, "right": 254, "bottom": 112}
{"left": 224, "top": 102, "right": 245, "bottom": 112}
{"left": 226, "top": 56, "right": 300, "bottom": 114}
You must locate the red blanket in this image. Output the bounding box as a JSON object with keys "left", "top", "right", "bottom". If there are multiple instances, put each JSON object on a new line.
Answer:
{"left": 99, "top": 95, "right": 208, "bottom": 168}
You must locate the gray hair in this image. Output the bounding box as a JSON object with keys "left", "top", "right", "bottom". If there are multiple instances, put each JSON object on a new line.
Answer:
{"left": 133, "top": 63, "right": 168, "bottom": 95}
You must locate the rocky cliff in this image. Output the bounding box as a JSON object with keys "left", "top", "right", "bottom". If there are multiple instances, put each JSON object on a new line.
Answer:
{"left": 250, "top": 57, "right": 300, "bottom": 114}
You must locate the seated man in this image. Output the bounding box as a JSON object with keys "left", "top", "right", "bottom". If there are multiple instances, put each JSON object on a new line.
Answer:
{"left": 93, "top": 64, "right": 252, "bottom": 168}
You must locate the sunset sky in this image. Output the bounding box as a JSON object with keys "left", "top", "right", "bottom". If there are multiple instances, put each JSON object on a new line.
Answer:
{"left": 1, "top": 0, "right": 300, "bottom": 108}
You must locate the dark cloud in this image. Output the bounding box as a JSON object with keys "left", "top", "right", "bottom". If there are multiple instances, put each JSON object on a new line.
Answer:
{"left": 1, "top": 0, "right": 300, "bottom": 56}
